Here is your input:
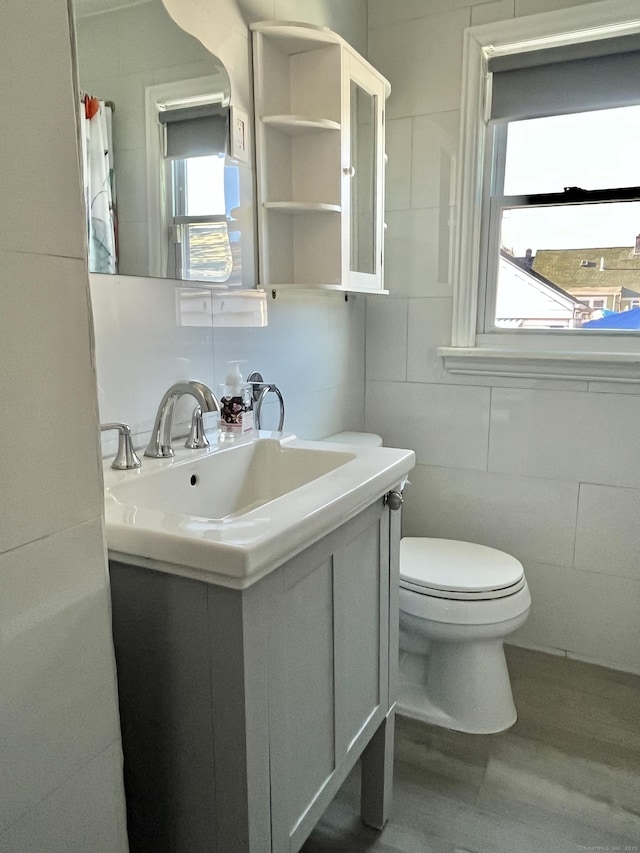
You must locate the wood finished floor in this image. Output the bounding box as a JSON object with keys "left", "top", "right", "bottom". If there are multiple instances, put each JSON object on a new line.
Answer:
{"left": 302, "top": 646, "right": 640, "bottom": 853}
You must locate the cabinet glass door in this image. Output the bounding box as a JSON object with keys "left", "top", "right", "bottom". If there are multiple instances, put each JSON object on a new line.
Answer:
{"left": 350, "top": 80, "right": 377, "bottom": 276}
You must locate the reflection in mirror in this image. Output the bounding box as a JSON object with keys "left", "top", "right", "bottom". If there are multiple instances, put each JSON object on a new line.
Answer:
{"left": 72, "top": 0, "right": 242, "bottom": 285}
{"left": 350, "top": 80, "right": 376, "bottom": 275}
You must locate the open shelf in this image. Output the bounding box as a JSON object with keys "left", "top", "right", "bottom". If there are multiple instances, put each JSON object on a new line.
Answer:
{"left": 252, "top": 20, "right": 389, "bottom": 292}
{"left": 250, "top": 21, "right": 339, "bottom": 54}
{"left": 263, "top": 201, "right": 341, "bottom": 214}
{"left": 262, "top": 115, "right": 341, "bottom": 135}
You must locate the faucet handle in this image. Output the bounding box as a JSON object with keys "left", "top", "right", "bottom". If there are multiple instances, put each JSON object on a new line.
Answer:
{"left": 246, "top": 371, "right": 285, "bottom": 432}
{"left": 185, "top": 405, "right": 209, "bottom": 449}
{"left": 100, "top": 423, "right": 141, "bottom": 470}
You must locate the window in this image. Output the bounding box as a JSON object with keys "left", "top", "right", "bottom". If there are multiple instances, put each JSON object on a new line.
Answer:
{"left": 145, "top": 76, "right": 242, "bottom": 285}
{"left": 441, "top": 1, "right": 640, "bottom": 382}
{"left": 159, "top": 102, "right": 234, "bottom": 283}
{"left": 486, "top": 106, "right": 640, "bottom": 331}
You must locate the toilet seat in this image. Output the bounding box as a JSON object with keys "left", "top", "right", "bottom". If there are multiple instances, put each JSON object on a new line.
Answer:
{"left": 400, "top": 538, "right": 525, "bottom": 601}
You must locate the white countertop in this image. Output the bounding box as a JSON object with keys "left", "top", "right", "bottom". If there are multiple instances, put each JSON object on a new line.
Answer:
{"left": 104, "top": 432, "right": 415, "bottom": 588}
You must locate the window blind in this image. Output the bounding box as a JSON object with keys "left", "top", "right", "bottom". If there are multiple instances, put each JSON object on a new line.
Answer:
{"left": 488, "top": 33, "right": 640, "bottom": 123}
{"left": 158, "top": 103, "right": 229, "bottom": 158}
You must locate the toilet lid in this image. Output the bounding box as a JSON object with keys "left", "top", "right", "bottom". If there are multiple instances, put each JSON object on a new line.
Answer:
{"left": 400, "top": 538, "right": 525, "bottom": 600}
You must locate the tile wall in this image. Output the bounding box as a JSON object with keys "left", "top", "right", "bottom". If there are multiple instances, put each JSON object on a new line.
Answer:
{"left": 91, "top": 278, "right": 366, "bottom": 452}
{"left": 365, "top": 0, "right": 640, "bottom": 674}
{"left": 0, "top": 0, "right": 127, "bottom": 849}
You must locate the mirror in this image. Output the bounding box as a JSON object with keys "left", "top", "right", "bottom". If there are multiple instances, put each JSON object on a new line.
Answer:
{"left": 72, "top": 0, "right": 245, "bottom": 286}
{"left": 350, "top": 80, "right": 377, "bottom": 276}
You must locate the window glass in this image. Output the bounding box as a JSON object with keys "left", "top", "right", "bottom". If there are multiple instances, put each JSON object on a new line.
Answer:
{"left": 503, "top": 106, "right": 640, "bottom": 195}
{"left": 169, "top": 153, "right": 233, "bottom": 282}
{"left": 491, "top": 105, "right": 640, "bottom": 330}
{"left": 181, "top": 222, "right": 232, "bottom": 282}
{"left": 500, "top": 202, "right": 640, "bottom": 258}
{"left": 176, "top": 154, "right": 226, "bottom": 217}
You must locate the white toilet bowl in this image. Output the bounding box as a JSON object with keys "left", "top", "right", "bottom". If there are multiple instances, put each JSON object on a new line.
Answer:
{"left": 398, "top": 537, "right": 531, "bottom": 734}
{"left": 321, "top": 433, "right": 531, "bottom": 735}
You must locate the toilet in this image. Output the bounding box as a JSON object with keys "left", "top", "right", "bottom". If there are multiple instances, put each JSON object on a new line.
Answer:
{"left": 323, "top": 432, "right": 531, "bottom": 735}
{"left": 399, "top": 537, "right": 530, "bottom": 734}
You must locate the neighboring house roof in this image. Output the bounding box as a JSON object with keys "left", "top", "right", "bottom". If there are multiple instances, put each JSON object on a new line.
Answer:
{"left": 507, "top": 251, "right": 587, "bottom": 304}
{"left": 532, "top": 247, "right": 640, "bottom": 296}
{"left": 497, "top": 253, "right": 587, "bottom": 323}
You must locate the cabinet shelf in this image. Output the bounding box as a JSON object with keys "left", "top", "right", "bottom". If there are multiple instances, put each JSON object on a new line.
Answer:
{"left": 252, "top": 21, "right": 389, "bottom": 292}
{"left": 263, "top": 201, "right": 341, "bottom": 214}
{"left": 262, "top": 115, "right": 341, "bottom": 135}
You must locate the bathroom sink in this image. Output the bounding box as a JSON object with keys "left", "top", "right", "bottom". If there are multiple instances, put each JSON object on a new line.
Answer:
{"left": 104, "top": 434, "right": 415, "bottom": 587}
{"left": 107, "top": 438, "right": 355, "bottom": 520}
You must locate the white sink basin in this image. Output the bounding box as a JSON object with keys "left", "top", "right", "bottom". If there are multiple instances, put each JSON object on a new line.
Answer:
{"left": 104, "top": 434, "right": 415, "bottom": 587}
{"left": 108, "top": 438, "right": 355, "bottom": 520}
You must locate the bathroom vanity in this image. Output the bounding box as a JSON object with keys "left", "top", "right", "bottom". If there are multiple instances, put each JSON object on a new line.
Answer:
{"left": 104, "top": 435, "right": 414, "bottom": 853}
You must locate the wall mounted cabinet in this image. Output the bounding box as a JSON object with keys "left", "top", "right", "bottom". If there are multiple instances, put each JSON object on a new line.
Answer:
{"left": 251, "top": 22, "right": 390, "bottom": 294}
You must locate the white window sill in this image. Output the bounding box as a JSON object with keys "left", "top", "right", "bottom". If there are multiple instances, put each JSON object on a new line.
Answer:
{"left": 438, "top": 346, "right": 640, "bottom": 383}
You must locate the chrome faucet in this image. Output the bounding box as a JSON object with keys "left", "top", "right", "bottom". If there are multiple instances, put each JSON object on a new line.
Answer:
{"left": 246, "top": 372, "right": 285, "bottom": 431}
{"left": 100, "top": 422, "right": 141, "bottom": 470}
{"left": 145, "top": 381, "right": 220, "bottom": 458}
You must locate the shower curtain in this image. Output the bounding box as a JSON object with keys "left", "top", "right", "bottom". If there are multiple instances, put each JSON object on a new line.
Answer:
{"left": 80, "top": 95, "right": 117, "bottom": 274}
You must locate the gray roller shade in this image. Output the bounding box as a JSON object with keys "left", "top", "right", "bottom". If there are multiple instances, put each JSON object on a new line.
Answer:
{"left": 488, "top": 33, "right": 640, "bottom": 123}
{"left": 159, "top": 103, "right": 229, "bottom": 158}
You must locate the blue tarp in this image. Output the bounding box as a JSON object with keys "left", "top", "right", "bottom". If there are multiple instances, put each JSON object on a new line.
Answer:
{"left": 582, "top": 307, "right": 640, "bottom": 329}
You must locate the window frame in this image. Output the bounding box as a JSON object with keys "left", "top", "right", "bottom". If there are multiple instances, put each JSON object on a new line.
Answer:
{"left": 145, "top": 75, "right": 231, "bottom": 282}
{"left": 439, "top": 0, "right": 640, "bottom": 383}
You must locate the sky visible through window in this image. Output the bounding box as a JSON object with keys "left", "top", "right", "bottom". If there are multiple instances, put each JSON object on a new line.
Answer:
{"left": 183, "top": 153, "right": 226, "bottom": 217}
{"left": 501, "top": 105, "right": 640, "bottom": 256}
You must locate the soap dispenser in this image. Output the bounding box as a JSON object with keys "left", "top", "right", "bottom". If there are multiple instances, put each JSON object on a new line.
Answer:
{"left": 220, "top": 361, "right": 254, "bottom": 436}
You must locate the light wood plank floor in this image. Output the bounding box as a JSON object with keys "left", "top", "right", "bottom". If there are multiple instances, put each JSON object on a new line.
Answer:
{"left": 302, "top": 646, "right": 640, "bottom": 853}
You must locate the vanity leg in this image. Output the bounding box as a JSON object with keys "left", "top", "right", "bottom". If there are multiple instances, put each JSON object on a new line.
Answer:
{"left": 360, "top": 708, "right": 395, "bottom": 830}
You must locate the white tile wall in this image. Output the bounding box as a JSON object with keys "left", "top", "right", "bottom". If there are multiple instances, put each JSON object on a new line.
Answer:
{"left": 90, "top": 275, "right": 216, "bottom": 454}
{"left": 209, "top": 292, "right": 366, "bottom": 439}
{"left": 369, "top": 0, "right": 486, "bottom": 27}
{"left": 513, "top": 562, "right": 640, "bottom": 675}
{"left": 0, "top": 2, "right": 86, "bottom": 260}
{"left": 472, "top": 0, "right": 516, "bottom": 24}
{"left": 366, "top": 0, "right": 640, "bottom": 673}
{"left": 410, "top": 111, "right": 459, "bottom": 210}
{"left": 488, "top": 388, "right": 640, "bottom": 488}
{"left": 275, "top": 0, "right": 368, "bottom": 54}
{"left": 368, "top": 9, "right": 469, "bottom": 120}
{"left": 384, "top": 118, "right": 413, "bottom": 211}
{"left": 366, "top": 381, "right": 491, "bottom": 471}
{"left": 385, "top": 208, "right": 454, "bottom": 297}
{"left": 0, "top": 521, "right": 122, "bottom": 831}
{"left": 400, "top": 464, "right": 579, "bottom": 568}
{"left": 1, "top": 0, "right": 127, "bottom": 847}
{"left": 406, "top": 297, "right": 453, "bottom": 383}
{"left": 0, "top": 253, "right": 103, "bottom": 553}
{"left": 0, "top": 743, "right": 128, "bottom": 853}
{"left": 575, "top": 484, "right": 640, "bottom": 580}
{"left": 365, "top": 297, "right": 408, "bottom": 382}
{"left": 515, "top": 0, "right": 601, "bottom": 15}
{"left": 507, "top": 561, "right": 578, "bottom": 654}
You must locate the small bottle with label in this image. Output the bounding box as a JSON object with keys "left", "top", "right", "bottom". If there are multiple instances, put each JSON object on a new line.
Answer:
{"left": 219, "top": 361, "right": 254, "bottom": 437}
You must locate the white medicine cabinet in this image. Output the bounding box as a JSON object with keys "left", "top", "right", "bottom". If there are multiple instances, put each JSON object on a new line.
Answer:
{"left": 251, "top": 22, "right": 390, "bottom": 294}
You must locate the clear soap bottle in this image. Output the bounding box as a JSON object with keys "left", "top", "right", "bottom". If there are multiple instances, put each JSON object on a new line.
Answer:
{"left": 219, "top": 361, "right": 254, "bottom": 437}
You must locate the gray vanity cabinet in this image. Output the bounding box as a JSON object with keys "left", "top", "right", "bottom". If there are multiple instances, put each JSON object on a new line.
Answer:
{"left": 109, "top": 496, "right": 400, "bottom": 853}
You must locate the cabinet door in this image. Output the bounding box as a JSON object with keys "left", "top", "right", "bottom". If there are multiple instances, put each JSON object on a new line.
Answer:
{"left": 343, "top": 54, "right": 387, "bottom": 292}
{"left": 267, "top": 502, "right": 390, "bottom": 852}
